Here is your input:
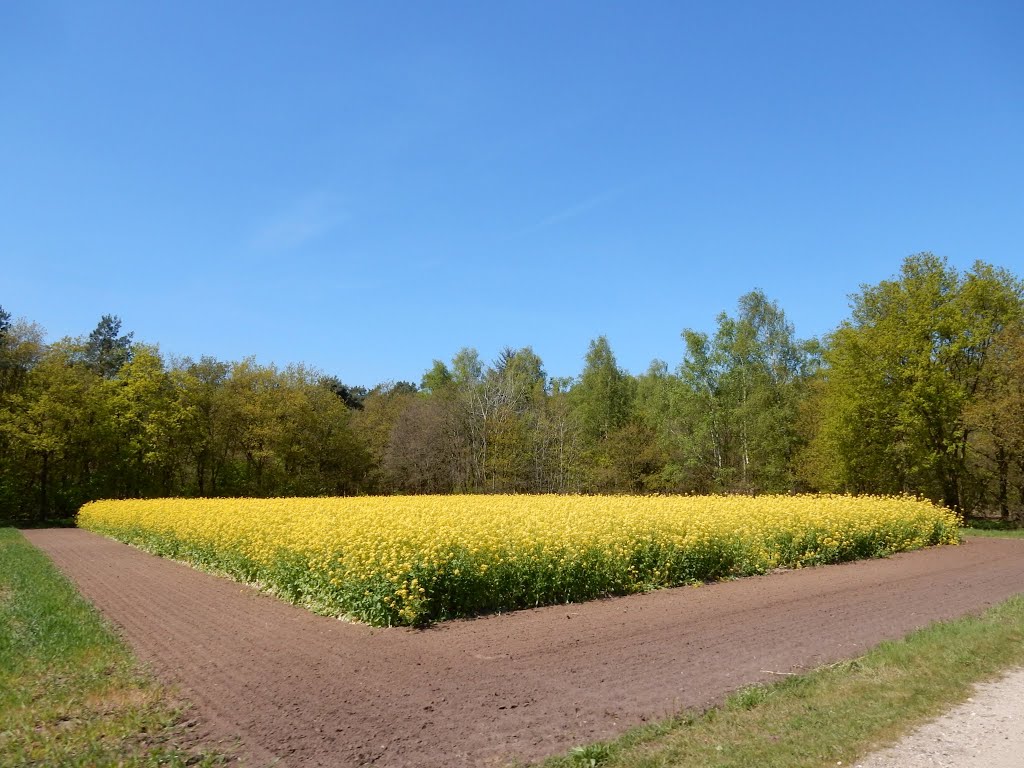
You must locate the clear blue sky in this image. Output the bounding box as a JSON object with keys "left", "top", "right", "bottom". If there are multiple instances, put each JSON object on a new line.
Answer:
{"left": 3, "top": 1, "right": 1022, "bottom": 386}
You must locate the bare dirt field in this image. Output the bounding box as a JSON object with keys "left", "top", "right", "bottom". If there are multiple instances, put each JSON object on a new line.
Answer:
{"left": 23, "top": 530, "right": 1024, "bottom": 768}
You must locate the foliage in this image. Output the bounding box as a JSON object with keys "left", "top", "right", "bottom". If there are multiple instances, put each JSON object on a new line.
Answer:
{"left": 807, "top": 254, "right": 1023, "bottom": 513}
{"left": 3, "top": 253, "right": 1024, "bottom": 521}
{"left": 963, "top": 320, "right": 1024, "bottom": 518}
{"left": 79, "top": 494, "right": 959, "bottom": 627}
{"left": 672, "top": 290, "right": 819, "bottom": 493}
{"left": 0, "top": 327, "right": 372, "bottom": 524}
{"left": 81, "top": 314, "right": 134, "bottom": 379}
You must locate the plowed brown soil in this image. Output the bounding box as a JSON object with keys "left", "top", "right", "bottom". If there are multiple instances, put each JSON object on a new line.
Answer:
{"left": 23, "top": 530, "right": 1024, "bottom": 768}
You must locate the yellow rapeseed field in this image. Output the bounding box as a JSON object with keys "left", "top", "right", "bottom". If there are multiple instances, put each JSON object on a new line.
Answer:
{"left": 77, "top": 494, "right": 959, "bottom": 626}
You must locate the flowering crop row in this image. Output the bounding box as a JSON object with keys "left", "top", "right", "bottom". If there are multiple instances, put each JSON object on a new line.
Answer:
{"left": 77, "top": 494, "right": 959, "bottom": 627}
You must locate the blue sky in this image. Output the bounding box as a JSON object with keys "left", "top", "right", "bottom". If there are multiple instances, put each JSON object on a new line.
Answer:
{"left": 3, "top": 1, "right": 1022, "bottom": 386}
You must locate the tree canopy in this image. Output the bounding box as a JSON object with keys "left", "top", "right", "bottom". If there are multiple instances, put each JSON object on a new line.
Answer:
{"left": 3, "top": 254, "right": 1024, "bottom": 525}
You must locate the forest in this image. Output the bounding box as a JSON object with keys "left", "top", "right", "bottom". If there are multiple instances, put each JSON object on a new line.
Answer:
{"left": 2, "top": 253, "right": 1022, "bottom": 525}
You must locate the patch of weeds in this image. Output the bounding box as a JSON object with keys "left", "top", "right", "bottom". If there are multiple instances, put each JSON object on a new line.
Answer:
{"left": 729, "top": 684, "right": 773, "bottom": 711}
{"left": 571, "top": 743, "right": 613, "bottom": 766}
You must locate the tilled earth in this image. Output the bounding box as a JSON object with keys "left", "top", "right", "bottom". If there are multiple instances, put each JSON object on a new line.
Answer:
{"left": 23, "top": 530, "right": 1024, "bottom": 768}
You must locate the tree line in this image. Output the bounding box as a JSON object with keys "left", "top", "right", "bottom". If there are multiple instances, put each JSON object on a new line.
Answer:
{"left": 2, "top": 253, "right": 1022, "bottom": 525}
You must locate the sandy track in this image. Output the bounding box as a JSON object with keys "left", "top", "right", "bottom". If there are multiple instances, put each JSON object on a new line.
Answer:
{"left": 23, "top": 530, "right": 1024, "bottom": 768}
{"left": 855, "top": 666, "right": 1024, "bottom": 768}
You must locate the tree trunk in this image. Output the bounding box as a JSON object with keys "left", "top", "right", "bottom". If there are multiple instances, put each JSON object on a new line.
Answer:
{"left": 996, "top": 443, "right": 1010, "bottom": 520}
{"left": 942, "top": 474, "right": 960, "bottom": 513}
{"left": 39, "top": 451, "right": 49, "bottom": 521}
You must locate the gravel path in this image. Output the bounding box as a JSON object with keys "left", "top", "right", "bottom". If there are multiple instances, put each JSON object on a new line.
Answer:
{"left": 23, "top": 530, "right": 1024, "bottom": 768}
{"left": 855, "top": 667, "right": 1024, "bottom": 768}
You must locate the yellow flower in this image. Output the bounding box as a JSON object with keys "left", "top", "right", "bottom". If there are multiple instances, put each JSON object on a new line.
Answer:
{"left": 77, "top": 493, "right": 959, "bottom": 627}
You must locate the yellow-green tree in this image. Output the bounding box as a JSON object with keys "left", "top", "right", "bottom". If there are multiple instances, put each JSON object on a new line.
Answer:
{"left": 811, "top": 254, "right": 1022, "bottom": 512}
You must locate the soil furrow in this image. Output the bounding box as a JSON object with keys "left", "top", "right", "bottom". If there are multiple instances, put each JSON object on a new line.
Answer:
{"left": 22, "top": 529, "right": 1024, "bottom": 768}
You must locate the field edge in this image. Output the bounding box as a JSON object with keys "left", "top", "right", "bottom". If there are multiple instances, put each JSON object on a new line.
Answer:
{"left": 0, "top": 527, "right": 229, "bottom": 768}
{"left": 537, "top": 592, "right": 1024, "bottom": 768}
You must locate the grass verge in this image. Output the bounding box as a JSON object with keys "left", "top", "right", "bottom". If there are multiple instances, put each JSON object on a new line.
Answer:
{"left": 541, "top": 593, "right": 1024, "bottom": 768}
{"left": 961, "top": 526, "right": 1024, "bottom": 538}
{"left": 0, "top": 528, "right": 225, "bottom": 767}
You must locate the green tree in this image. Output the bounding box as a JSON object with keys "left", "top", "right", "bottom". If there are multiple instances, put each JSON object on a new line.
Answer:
{"left": 534, "top": 377, "right": 583, "bottom": 492}
{"left": 634, "top": 360, "right": 695, "bottom": 491}
{"left": 570, "top": 336, "right": 656, "bottom": 491}
{"left": 677, "top": 290, "right": 816, "bottom": 493}
{"left": 0, "top": 340, "right": 109, "bottom": 521}
{"left": 354, "top": 381, "right": 418, "bottom": 491}
{"left": 322, "top": 376, "right": 368, "bottom": 410}
{"left": 82, "top": 315, "right": 134, "bottom": 378}
{"left": 0, "top": 313, "right": 44, "bottom": 399}
{"left": 108, "top": 345, "right": 181, "bottom": 497}
{"left": 573, "top": 336, "right": 634, "bottom": 443}
{"left": 0, "top": 313, "right": 46, "bottom": 520}
{"left": 811, "top": 254, "right": 1022, "bottom": 511}
{"left": 275, "top": 365, "right": 372, "bottom": 495}
{"left": 963, "top": 321, "right": 1024, "bottom": 518}
{"left": 483, "top": 347, "right": 548, "bottom": 492}
{"left": 173, "top": 356, "right": 232, "bottom": 495}
{"left": 420, "top": 360, "right": 453, "bottom": 394}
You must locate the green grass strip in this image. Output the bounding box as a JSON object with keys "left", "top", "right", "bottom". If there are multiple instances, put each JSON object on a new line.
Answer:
{"left": 0, "top": 528, "right": 224, "bottom": 767}
{"left": 961, "top": 526, "right": 1024, "bottom": 538}
{"left": 541, "top": 593, "right": 1024, "bottom": 768}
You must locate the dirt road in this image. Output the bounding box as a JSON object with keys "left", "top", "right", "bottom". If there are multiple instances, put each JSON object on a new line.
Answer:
{"left": 23, "top": 530, "right": 1024, "bottom": 767}
{"left": 855, "top": 666, "right": 1024, "bottom": 768}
